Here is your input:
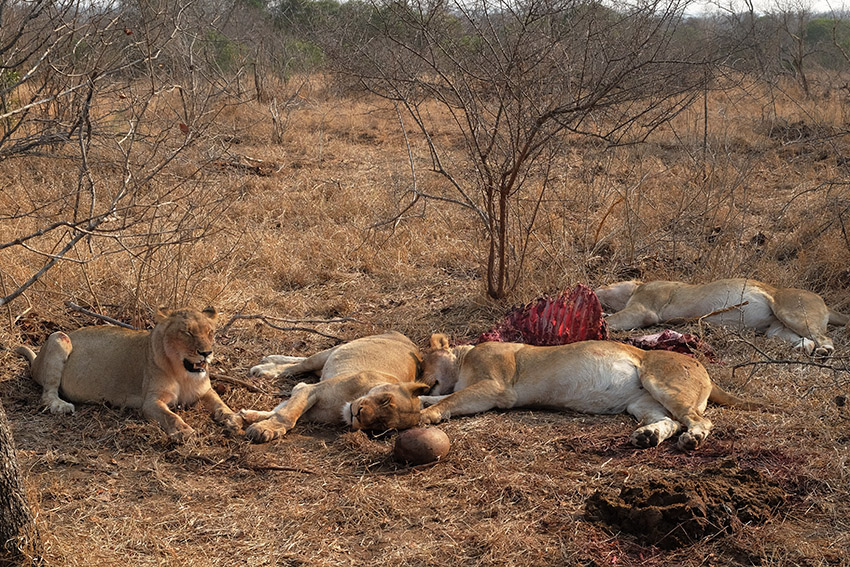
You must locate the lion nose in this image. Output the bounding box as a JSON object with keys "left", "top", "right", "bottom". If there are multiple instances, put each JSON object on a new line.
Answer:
{"left": 198, "top": 350, "right": 212, "bottom": 358}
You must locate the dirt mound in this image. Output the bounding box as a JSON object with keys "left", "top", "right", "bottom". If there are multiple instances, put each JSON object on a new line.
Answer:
{"left": 584, "top": 460, "right": 786, "bottom": 549}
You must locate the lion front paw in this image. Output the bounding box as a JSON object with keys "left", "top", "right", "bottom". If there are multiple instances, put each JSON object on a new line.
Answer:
{"left": 168, "top": 425, "right": 197, "bottom": 443}
{"left": 245, "top": 419, "right": 288, "bottom": 444}
{"left": 420, "top": 407, "right": 446, "bottom": 426}
{"left": 239, "top": 409, "right": 275, "bottom": 425}
{"left": 218, "top": 411, "right": 245, "bottom": 433}
{"left": 630, "top": 427, "right": 661, "bottom": 449}
{"left": 45, "top": 398, "right": 75, "bottom": 415}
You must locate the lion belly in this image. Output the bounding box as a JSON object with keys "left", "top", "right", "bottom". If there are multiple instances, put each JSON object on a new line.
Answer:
{"left": 511, "top": 342, "right": 645, "bottom": 414}
{"left": 58, "top": 327, "right": 148, "bottom": 408}
{"left": 660, "top": 282, "right": 777, "bottom": 330}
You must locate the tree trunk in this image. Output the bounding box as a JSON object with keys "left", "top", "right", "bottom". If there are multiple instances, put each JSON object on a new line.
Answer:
{"left": 0, "top": 401, "right": 41, "bottom": 566}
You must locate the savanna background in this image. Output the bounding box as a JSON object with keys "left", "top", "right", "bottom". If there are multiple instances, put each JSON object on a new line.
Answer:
{"left": 1, "top": 0, "right": 850, "bottom": 565}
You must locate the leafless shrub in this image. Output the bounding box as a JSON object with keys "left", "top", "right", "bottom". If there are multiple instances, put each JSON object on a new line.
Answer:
{"left": 331, "top": 0, "right": 712, "bottom": 299}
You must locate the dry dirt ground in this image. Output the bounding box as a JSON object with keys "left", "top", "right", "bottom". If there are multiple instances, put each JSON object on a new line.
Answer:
{"left": 3, "top": 80, "right": 850, "bottom": 566}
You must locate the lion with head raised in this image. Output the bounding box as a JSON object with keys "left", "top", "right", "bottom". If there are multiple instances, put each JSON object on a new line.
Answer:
{"left": 16, "top": 306, "right": 241, "bottom": 439}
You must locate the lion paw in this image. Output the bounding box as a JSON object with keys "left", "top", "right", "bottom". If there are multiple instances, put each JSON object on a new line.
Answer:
{"left": 419, "top": 408, "right": 445, "bottom": 426}
{"left": 45, "top": 398, "right": 75, "bottom": 415}
{"left": 168, "top": 426, "right": 197, "bottom": 443}
{"left": 245, "top": 420, "right": 287, "bottom": 444}
{"left": 813, "top": 345, "right": 834, "bottom": 359}
{"left": 677, "top": 430, "right": 706, "bottom": 451}
{"left": 249, "top": 363, "right": 279, "bottom": 379}
{"left": 219, "top": 411, "right": 245, "bottom": 433}
{"left": 630, "top": 427, "right": 660, "bottom": 449}
{"left": 239, "top": 409, "right": 274, "bottom": 425}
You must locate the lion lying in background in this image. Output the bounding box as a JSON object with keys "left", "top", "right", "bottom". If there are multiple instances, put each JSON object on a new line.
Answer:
{"left": 241, "top": 331, "right": 430, "bottom": 442}
{"left": 16, "top": 307, "right": 241, "bottom": 439}
{"left": 595, "top": 278, "right": 847, "bottom": 357}
{"left": 411, "top": 333, "right": 761, "bottom": 451}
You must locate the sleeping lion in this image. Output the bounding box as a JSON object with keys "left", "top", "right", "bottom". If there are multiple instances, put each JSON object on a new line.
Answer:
{"left": 595, "top": 278, "right": 848, "bottom": 357}
{"left": 400, "top": 333, "right": 761, "bottom": 451}
{"left": 16, "top": 307, "right": 241, "bottom": 439}
{"left": 241, "top": 331, "right": 430, "bottom": 442}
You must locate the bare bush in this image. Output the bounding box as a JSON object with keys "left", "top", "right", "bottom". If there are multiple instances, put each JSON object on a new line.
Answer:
{"left": 0, "top": 0, "right": 257, "bottom": 313}
{"left": 331, "top": 0, "right": 711, "bottom": 299}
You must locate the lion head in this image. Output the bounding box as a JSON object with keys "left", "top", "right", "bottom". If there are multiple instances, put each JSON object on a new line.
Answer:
{"left": 421, "top": 333, "right": 461, "bottom": 395}
{"left": 344, "top": 382, "right": 431, "bottom": 432}
{"left": 153, "top": 306, "right": 218, "bottom": 376}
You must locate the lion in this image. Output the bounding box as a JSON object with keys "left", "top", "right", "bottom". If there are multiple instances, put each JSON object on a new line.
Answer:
{"left": 15, "top": 306, "right": 241, "bottom": 439}
{"left": 240, "top": 331, "right": 430, "bottom": 443}
{"left": 594, "top": 278, "right": 848, "bottom": 357}
{"left": 393, "top": 333, "right": 762, "bottom": 451}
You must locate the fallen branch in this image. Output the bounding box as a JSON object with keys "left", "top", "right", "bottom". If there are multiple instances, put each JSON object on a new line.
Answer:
{"left": 220, "top": 312, "right": 358, "bottom": 341}
{"left": 666, "top": 301, "right": 750, "bottom": 325}
{"left": 241, "top": 463, "right": 317, "bottom": 474}
{"left": 210, "top": 372, "right": 269, "bottom": 394}
{"left": 64, "top": 301, "right": 134, "bottom": 329}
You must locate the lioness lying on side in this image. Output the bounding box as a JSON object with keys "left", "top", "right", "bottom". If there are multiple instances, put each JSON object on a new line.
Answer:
{"left": 410, "top": 334, "right": 760, "bottom": 451}
{"left": 16, "top": 307, "right": 241, "bottom": 439}
{"left": 595, "top": 278, "right": 848, "bottom": 357}
{"left": 241, "top": 331, "right": 430, "bottom": 443}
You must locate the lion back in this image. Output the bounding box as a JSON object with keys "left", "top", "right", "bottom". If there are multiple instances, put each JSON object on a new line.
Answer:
{"left": 58, "top": 326, "right": 151, "bottom": 408}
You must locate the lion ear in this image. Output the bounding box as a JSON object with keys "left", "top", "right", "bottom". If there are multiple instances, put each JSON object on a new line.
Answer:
{"left": 429, "top": 333, "right": 450, "bottom": 350}
{"left": 154, "top": 306, "right": 170, "bottom": 322}
{"left": 406, "top": 382, "right": 432, "bottom": 396}
{"left": 202, "top": 306, "right": 218, "bottom": 321}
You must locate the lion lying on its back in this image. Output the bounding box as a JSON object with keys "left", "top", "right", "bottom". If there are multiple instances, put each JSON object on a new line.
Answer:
{"left": 16, "top": 307, "right": 241, "bottom": 439}
{"left": 595, "top": 278, "right": 848, "bottom": 357}
{"left": 241, "top": 331, "right": 430, "bottom": 442}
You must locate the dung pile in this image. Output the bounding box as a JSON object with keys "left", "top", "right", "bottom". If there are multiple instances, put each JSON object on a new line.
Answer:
{"left": 585, "top": 460, "right": 786, "bottom": 549}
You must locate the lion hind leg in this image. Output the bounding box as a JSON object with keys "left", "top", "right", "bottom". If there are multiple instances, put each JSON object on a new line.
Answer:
{"left": 765, "top": 322, "right": 828, "bottom": 356}
{"left": 637, "top": 352, "right": 714, "bottom": 450}
{"left": 30, "top": 332, "right": 75, "bottom": 414}
{"left": 769, "top": 290, "right": 833, "bottom": 356}
{"left": 627, "top": 396, "right": 682, "bottom": 448}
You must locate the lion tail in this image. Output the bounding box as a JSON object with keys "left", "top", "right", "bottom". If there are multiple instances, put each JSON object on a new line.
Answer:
{"left": 708, "top": 382, "right": 772, "bottom": 412}
{"left": 15, "top": 346, "right": 36, "bottom": 366}
{"left": 829, "top": 308, "right": 850, "bottom": 327}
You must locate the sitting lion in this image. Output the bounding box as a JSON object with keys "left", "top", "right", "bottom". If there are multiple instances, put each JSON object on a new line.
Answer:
{"left": 16, "top": 307, "right": 241, "bottom": 439}
{"left": 240, "top": 331, "right": 430, "bottom": 443}
{"left": 365, "top": 333, "right": 760, "bottom": 451}
{"left": 595, "top": 278, "right": 848, "bottom": 357}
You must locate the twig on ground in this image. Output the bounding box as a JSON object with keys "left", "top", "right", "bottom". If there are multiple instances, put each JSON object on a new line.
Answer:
{"left": 242, "top": 464, "right": 317, "bottom": 474}
{"left": 210, "top": 372, "right": 269, "bottom": 394}
{"left": 64, "top": 301, "right": 134, "bottom": 329}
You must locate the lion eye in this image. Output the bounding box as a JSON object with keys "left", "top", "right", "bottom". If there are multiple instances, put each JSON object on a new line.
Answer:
{"left": 378, "top": 395, "right": 393, "bottom": 407}
{"left": 182, "top": 330, "right": 193, "bottom": 338}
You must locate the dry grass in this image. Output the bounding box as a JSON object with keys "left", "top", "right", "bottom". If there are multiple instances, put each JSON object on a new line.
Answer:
{"left": 2, "top": 74, "right": 850, "bottom": 566}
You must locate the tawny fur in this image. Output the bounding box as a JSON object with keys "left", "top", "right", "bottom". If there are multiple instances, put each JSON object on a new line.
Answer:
{"left": 241, "top": 332, "right": 429, "bottom": 443}
{"left": 16, "top": 307, "right": 240, "bottom": 439}
{"left": 595, "top": 278, "right": 847, "bottom": 357}
{"left": 407, "top": 333, "right": 761, "bottom": 451}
